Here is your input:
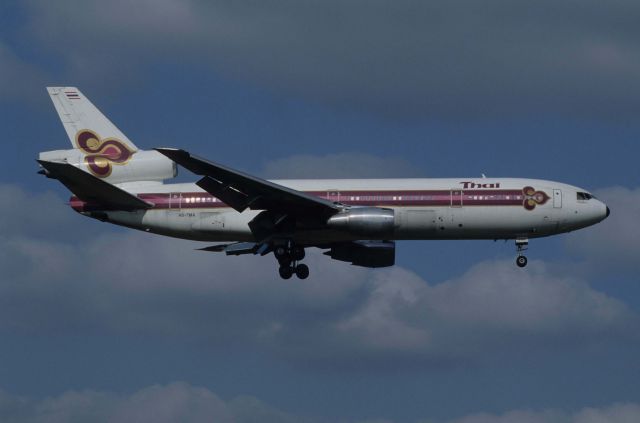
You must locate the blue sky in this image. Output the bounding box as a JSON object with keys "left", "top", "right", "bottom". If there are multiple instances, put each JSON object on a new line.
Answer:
{"left": 1, "top": 1, "right": 639, "bottom": 422}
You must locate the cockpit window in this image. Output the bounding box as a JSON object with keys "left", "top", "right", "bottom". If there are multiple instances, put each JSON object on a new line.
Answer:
{"left": 577, "top": 192, "right": 594, "bottom": 201}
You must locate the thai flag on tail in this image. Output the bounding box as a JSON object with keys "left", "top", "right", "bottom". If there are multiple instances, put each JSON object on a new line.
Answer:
{"left": 64, "top": 91, "right": 80, "bottom": 100}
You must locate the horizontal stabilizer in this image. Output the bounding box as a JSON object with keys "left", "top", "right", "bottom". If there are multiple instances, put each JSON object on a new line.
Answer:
{"left": 38, "top": 160, "right": 153, "bottom": 211}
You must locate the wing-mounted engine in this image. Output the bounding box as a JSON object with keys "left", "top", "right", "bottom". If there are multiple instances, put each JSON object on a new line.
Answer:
{"left": 39, "top": 149, "right": 176, "bottom": 184}
{"left": 326, "top": 207, "right": 395, "bottom": 237}
{"left": 324, "top": 240, "right": 395, "bottom": 268}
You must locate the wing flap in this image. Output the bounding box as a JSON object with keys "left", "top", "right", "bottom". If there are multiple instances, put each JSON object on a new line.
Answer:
{"left": 198, "top": 242, "right": 260, "bottom": 255}
{"left": 38, "top": 160, "right": 153, "bottom": 211}
{"left": 196, "top": 176, "right": 252, "bottom": 213}
{"left": 156, "top": 148, "right": 339, "bottom": 215}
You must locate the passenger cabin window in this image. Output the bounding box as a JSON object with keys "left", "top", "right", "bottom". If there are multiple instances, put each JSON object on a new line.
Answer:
{"left": 577, "top": 192, "right": 593, "bottom": 201}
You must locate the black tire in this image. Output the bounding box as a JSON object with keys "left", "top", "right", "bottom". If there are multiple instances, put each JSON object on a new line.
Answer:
{"left": 295, "top": 263, "right": 310, "bottom": 279}
{"left": 292, "top": 246, "right": 306, "bottom": 261}
{"left": 279, "top": 266, "right": 293, "bottom": 280}
{"left": 516, "top": 255, "right": 528, "bottom": 268}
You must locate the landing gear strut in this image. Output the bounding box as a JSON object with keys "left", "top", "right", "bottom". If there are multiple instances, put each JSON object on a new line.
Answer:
{"left": 515, "top": 237, "right": 528, "bottom": 268}
{"left": 275, "top": 242, "right": 309, "bottom": 279}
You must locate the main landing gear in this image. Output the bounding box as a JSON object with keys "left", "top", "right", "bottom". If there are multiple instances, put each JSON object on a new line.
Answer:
{"left": 515, "top": 237, "right": 528, "bottom": 268}
{"left": 274, "top": 243, "right": 309, "bottom": 280}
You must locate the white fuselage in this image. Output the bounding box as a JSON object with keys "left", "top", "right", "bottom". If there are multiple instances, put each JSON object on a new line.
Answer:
{"left": 72, "top": 178, "right": 608, "bottom": 244}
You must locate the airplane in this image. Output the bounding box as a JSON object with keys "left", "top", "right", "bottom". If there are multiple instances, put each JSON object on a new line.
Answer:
{"left": 38, "top": 87, "right": 610, "bottom": 279}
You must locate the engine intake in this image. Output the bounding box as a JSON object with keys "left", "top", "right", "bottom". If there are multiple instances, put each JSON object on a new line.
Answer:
{"left": 326, "top": 207, "right": 395, "bottom": 237}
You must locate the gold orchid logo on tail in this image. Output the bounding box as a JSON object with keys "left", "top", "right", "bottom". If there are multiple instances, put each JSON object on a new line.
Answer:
{"left": 522, "top": 186, "right": 550, "bottom": 210}
{"left": 75, "top": 129, "right": 135, "bottom": 177}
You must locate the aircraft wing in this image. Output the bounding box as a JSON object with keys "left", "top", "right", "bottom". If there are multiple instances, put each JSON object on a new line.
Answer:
{"left": 37, "top": 160, "right": 153, "bottom": 211}
{"left": 155, "top": 148, "right": 340, "bottom": 215}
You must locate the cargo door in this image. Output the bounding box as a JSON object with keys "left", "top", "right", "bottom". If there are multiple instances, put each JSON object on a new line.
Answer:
{"left": 327, "top": 190, "right": 341, "bottom": 204}
{"left": 553, "top": 189, "right": 562, "bottom": 208}
{"left": 169, "top": 192, "right": 182, "bottom": 210}
{"left": 451, "top": 189, "right": 463, "bottom": 207}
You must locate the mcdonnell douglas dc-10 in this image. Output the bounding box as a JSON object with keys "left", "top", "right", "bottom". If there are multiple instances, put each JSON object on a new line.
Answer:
{"left": 38, "top": 87, "right": 609, "bottom": 279}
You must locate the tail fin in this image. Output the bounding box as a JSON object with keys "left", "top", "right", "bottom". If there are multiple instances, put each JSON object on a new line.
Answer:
{"left": 47, "top": 87, "right": 138, "bottom": 151}
{"left": 41, "top": 87, "right": 176, "bottom": 185}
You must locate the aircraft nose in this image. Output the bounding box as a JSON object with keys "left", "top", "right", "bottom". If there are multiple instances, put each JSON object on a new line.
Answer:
{"left": 606, "top": 206, "right": 610, "bottom": 218}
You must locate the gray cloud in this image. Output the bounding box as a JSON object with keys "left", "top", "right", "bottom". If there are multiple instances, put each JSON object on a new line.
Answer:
{"left": 0, "top": 184, "right": 82, "bottom": 239}
{"left": 23, "top": 0, "right": 203, "bottom": 90}
{"left": 22, "top": 0, "right": 640, "bottom": 118}
{"left": 321, "top": 261, "right": 636, "bottom": 363}
{"left": 262, "top": 152, "right": 423, "bottom": 179}
{"left": 0, "top": 41, "right": 45, "bottom": 102}
{"left": 1, "top": 183, "right": 636, "bottom": 368}
{"left": 564, "top": 186, "right": 640, "bottom": 272}
{"left": 0, "top": 383, "right": 310, "bottom": 422}
{"left": 0, "top": 383, "right": 638, "bottom": 423}
{"left": 447, "top": 403, "right": 640, "bottom": 423}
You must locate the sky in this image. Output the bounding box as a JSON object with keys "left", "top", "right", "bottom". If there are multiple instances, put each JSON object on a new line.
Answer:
{"left": 1, "top": 1, "right": 639, "bottom": 422}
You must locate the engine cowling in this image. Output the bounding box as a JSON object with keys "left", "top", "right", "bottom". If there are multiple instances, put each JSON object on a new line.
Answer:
{"left": 326, "top": 207, "right": 395, "bottom": 237}
{"left": 325, "top": 240, "right": 395, "bottom": 268}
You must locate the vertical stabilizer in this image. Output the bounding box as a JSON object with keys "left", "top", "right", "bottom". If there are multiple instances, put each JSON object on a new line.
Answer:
{"left": 46, "top": 87, "right": 138, "bottom": 151}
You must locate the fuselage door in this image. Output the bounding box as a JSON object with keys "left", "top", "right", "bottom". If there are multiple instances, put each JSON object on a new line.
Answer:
{"left": 327, "top": 190, "right": 341, "bottom": 204}
{"left": 553, "top": 189, "right": 562, "bottom": 208}
{"left": 451, "top": 189, "right": 463, "bottom": 207}
{"left": 169, "top": 192, "right": 182, "bottom": 210}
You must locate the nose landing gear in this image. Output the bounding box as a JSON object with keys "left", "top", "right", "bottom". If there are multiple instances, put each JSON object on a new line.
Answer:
{"left": 515, "top": 237, "right": 528, "bottom": 268}
{"left": 275, "top": 243, "right": 309, "bottom": 279}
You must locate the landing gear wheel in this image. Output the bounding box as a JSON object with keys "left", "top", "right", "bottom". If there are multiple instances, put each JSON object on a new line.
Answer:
{"left": 273, "top": 242, "right": 307, "bottom": 279}
{"left": 516, "top": 255, "right": 528, "bottom": 268}
{"left": 514, "top": 238, "right": 529, "bottom": 268}
{"left": 279, "top": 266, "right": 294, "bottom": 280}
{"left": 295, "top": 263, "right": 310, "bottom": 279}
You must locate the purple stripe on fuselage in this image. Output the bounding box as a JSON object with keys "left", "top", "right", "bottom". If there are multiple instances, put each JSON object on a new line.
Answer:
{"left": 70, "top": 189, "right": 532, "bottom": 212}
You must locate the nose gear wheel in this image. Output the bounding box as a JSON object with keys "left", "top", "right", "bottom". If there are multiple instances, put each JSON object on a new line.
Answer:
{"left": 515, "top": 237, "right": 528, "bottom": 268}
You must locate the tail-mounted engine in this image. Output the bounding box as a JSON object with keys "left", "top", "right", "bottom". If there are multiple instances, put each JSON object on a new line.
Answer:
{"left": 39, "top": 149, "right": 176, "bottom": 184}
